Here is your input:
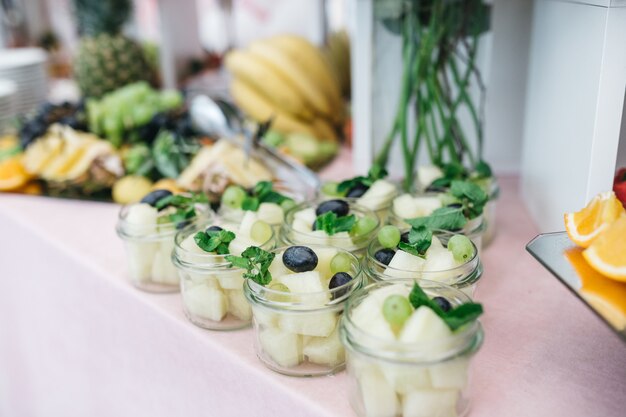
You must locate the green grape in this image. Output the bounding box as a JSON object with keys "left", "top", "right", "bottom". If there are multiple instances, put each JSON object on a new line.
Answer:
{"left": 330, "top": 252, "right": 352, "bottom": 274}
{"left": 321, "top": 181, "right": 341, "bottom": 197}
{"left": 268, "top": 282, "right": 290, "bottom": 302}
{"left": 280, "top": 198, "right": 296, "bottom": 212}
{"left": 132, "top": 105, "right": 153, "bottom": 127}
{"left": 447, "top": 234, "right": 474, "bottom": 263}
{"left": 103, "top": 114, "right": 123, "bottom": 147}
{"left": 269, "top": 282, "right": 289, "bottom": 292}
{"left": 250, "top": 220, "right": 273, "bottom": 244}
{"left": 352, "top": 216, "right": 378, "bottom": 236}
{"left": 159, "top": 90, "right": 183, "bottom": 110}
{"left": 382, "top": 295, "right": 413, "bottom": 332}
{"left": 221, "top": 185, "right": 247, "bottom": 209}
{"left": 377, "top": 225, "right": 401, "bottom": 248}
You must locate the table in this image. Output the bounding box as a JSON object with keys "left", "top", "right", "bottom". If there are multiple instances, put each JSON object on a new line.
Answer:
{"left": 1, "top": 175, "right": 625, "bottom": 417}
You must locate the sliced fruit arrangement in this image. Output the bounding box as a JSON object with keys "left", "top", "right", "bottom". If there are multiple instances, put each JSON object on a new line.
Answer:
{"left": 219, "top": 180, "right": 296, "bottom": 226}
{"left": 226, "top": 244, "right": 359, "bottom": 371}
{"left": 347, "top": 281, "right": 483, "bottom": 417}
{"left": 564, "top": 190, "right": 626, "bottom": 282}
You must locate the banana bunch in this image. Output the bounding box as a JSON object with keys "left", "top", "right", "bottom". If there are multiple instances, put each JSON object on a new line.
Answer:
{"left": 23, "top": 124, "right": 124, "bottom": 190}
{"left": 324, "top": 30, "right": 351, "bottom": 98}
{"left": 225, "top": 35, "right": 345, "bottom": 143}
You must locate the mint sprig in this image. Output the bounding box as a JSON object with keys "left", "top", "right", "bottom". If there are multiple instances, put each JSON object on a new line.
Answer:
{"left": 405, "top": 206, "right": 467, "bottom": 231}
{"left": 337, "top": 164, "right": 388, "bottom": 194}
{"left": 225, "top": 246, "right": 276, "bottom": 285}
{"left": 155, "top": 192, "right": 208, "bottom": 225}
{"left": 314, "top": 212, "right": 357, "bottom": 235}
{"left": 398, "top": 225, "right": 432, "bottom": 257}
{"left": 409, "top": 282, "right": 483, "bottom": 331}
{"left": 242, "top": 181, "right": 293, "bottom": 212}
{"left": 450, "top": 180, "right": 488, "bottom": 219}
{"left": 194, "top": 229, "right": 236, "bottom": 254}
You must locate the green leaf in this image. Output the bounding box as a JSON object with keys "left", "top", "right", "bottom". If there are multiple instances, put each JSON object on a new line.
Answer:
{"left": 368, "top": 164, "right": 388, "bottom": 181}
{"left": 450, "top": 180, "right": 488, "bottom": 219}
{"left": 474, "top": 161, "right": 492, "bottom": 179}
{"left": 253, "top": 181, "right": 273, "bottom": 197}
{"left": 337, "top": 176, "right": 367, "bottom": 194}
{"left": 398, "top": 242, "right": 423, "bottom": 257}
{"left": 194, "top": 229, "right": 235, "bottom": 253}
{"left": 315, "top": 212, "right": 357, "bottom": 235}
{"left": 408, "top": 225, "right": 432, "bottom": 254}
{"left": 242, "top": 196, "right": 260, "bottom": 211}
{"left": 408, "top": 282, "right": 444, "bottom": 314}
{"left": 225, "top": 246, "right": 276, "bottom": 285}
{"left": 442, "top": 303, "right": 484, "bottom": 331}
{"left": 338, "top": 163, "right": 389, "bottom": 193}
{"left": 405, "top": 207, "right": 467, "bottom": 231}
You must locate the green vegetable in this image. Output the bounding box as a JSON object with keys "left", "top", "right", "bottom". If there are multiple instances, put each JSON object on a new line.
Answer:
{"left": 337, "top": 163, "right": 388, "bottom": 194}
{"left": 155, "top": 192, "right": 208, "bottom": 224}
{"left": 123, "top": 143, "right": 154, "bottom": 176}
{"left": 225, "top": 246, "right": 276, "bottom": 285}
{"left": 405, "top": 206, "right": 467, "bottom": 231}
{"left": 241, "top": 181, "right": 293, "bottom": 212}
{"left": 194, "top": 229, "right": 236, "bottom": 255}
{"left": 409, "top": 282, "right": 483, "bottom": 331}
{"left": 152, "top": 130, "right": 195, "bottom": 179}
{"left": 398, "top": 225, "right": 432, "bottom": 257}
{"left": 314, "top": 212, "right": 357, "bottom": 236}
{"left": 450, "top": 180, "right": 488, "bottom": 219}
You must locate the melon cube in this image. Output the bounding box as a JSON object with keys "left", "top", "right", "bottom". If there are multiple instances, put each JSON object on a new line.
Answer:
{"left": 327, "top": 231, "right": 353, "bottom": 248}
{"left": 269, "top": 253, "right": 291, "bottom": 278}
{"left": 126, "top": 241, "right": 157, "bottom": 282}
{"left": 238, "top": 210, "right": 259, "bottom": 239}
{"left": 216, "top": 269, "right": 245, "bottom": 290}
{"left": 417, "top": 165, "right": 444, "bottom": 189}
{"left": 429, "top": 358, "right": 470, "bottom": 390}
{"left": 382, "top": 363, "right": 431, "bottom": 394}
{"left": 313, "top": 247, "right": 339, "bottom": 281}
{"left": 252, "top": 306, "right": 278, "bottom": 327}
{"left": 412, "top": 196, "right": 443, "bottom": 217}
{"left": 278, "top": 311, "right": 337, "bottom": 337}
{"left": 393, "top": 194, "right": 421, "bottom": 220}
{"left": 227, "top": 289, "right": 252, "bottom": 321}
{"left": 151, "top": 240, "right": 178, "bottom": 284}
{"left": 228, "top": 236, "right": 256, "bottom": 256}
{"left": 294, "top": 207, "right": 317, "bottom": 225}
{"left": 303, "top": 324, "right": 344, "bottom": 366}
{"left": 384, "top": 250, "right": 425, "bottom": 278}
{"left": 400, "top": 307, "right": 453, "bottom": 356}
{"left": 259, "top": 327, "right": 303, "bottom": 368}
{"left": 358, "top": 368, "right": 400, "bottom": 417}
{"left": 295, "top": 230, "right": 328, "bottom": 245}
{"left": 278, "top": 271, "right": 329, "bottom": 306}
{"left": 401, "top": 388, "right": 459, "bottom": 417}
{"left": 423, "top": 250, "right": 457, "bottom": 281}
{"left": 125, "top": 203, "right": 158, "bottom": 235}
{"left": 183, "top": 284, "right": 228, "bottom": 322}
{"left": 257, "top": 202, "right": 284, "bottom": 225}
{"left": 357, "top": 180, "right": 396, "bottom": 210}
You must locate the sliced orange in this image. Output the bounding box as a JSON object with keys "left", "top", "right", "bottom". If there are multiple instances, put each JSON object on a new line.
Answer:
{"left": 564, "top": 191, "right": 624, "bottom": 247}
{"left": 0, "top": 155, "right": 31, "bottom": 191}
{"left": 583, "top": 215, "right": 626, "bottom": 282}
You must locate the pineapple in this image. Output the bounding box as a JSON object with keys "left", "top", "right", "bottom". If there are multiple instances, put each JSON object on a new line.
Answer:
{"left": 73, "top": 0, "right": 154, "bottom": 97}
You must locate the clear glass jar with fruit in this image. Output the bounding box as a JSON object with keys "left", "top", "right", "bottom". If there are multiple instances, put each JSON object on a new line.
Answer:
{"left": 241, "top": 244, "right": 363, "bottom": 376}
{"left": 116, "top": 190, "right": 211, "bottom": 292}
{"left": 340, "top": 280, "right": 484, "bottom": 417}
{"left": 365, "top": 225, "right": 482, "bottom": 297}
{"left": 172, "top": 217, "right": 275, "bottom": 330}
{"left": 280, "top": 199, "right": 381, "bottom": 255}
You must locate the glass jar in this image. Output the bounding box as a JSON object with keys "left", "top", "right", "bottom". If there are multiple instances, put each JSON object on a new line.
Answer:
{"left": 244, "top": 245, "right": 363, "bottom": 376}
{"left": 317, "top": 180, "right": 400, "bottom": 223}
{"left": 363, "top": 234, "right": 482, "bottom": 298}
{"left": 116, "top": 204, "right": 211, "bottom": 293}
{"left": 482, "top": 179, "right": 500, "bottom": 248}
{"left": 340, "top": 280, "right": 484, "bottom": 417}
{"left": 172, "top": 219, "right": 275, "bottom": 330}
{"left": 281, "top": 201, "right": 381, "bottom": 256}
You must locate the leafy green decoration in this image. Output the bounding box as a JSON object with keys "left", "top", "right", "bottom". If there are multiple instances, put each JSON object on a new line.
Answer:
{"left": 194, "top": 229, "right": 236, "bottom": 254}
{"left": 225, "top": 246, "right": 276, "bottom": 285}
{"left": 314, "top": 212, "right": 357, "bottom": 235}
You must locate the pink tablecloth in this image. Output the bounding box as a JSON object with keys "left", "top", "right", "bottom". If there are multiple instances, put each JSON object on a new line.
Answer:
{"left": 0, "top": 176, "right": 625, "bottom": 417}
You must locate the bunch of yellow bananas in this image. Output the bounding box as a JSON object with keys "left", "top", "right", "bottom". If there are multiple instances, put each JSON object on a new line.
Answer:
{"left": 225, "top": 35, "right": 345, "bottom": 143}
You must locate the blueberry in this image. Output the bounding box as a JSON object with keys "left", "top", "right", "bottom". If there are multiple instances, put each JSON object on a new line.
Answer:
{"left": 315, "top": 199, "right": 350, "bottom": 217}
{"left": 140, "top": 189, "right": 173, "bottom": 207}
{"left": 374, "top": 248, "right": 395, "bottom": 265}
{"left": 433, "top": 296, "right": 452, "bottom": 312}
{"left": 206, "top": 225, "right": 223, "bottom": 233}
{"left": 329, "top": 272, "right": 353, "bottom": 299}
{"left": 400, "top": 232, "right": 410, "bottom": 244}
{"left": 176, "top": 220, "right": 191, "bottom": 230}
{"left": 346, "top": 183, "right": 369, "bottom": 198}
{"left": 283, "top": 246, "right": 318, "bottom": 272}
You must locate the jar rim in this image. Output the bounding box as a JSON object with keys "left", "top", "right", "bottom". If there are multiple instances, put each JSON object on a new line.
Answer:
{"left": 316, "top": 178, "right": 401, "bottom": 209}
{"left": 116, "top": 203, "right": 211, "bottom": 241}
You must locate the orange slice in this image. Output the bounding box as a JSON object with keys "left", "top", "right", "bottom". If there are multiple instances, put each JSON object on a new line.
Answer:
{"left": 0, "top": 155, "right": 30, "bottom": 191}
{"left": 583, "top": 215, "right": 626, "bottom": 281}
{"left": 564, "top": 191, "right": 624, "bottom": 247}
{"left": 566, "top": 247, "right": 626, "bottom": 330}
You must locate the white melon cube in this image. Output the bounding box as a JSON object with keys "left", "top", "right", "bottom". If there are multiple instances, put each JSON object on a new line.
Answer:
{"left": 351, "top": 302, "right": 397, "bottom": 343}
{"left": 294, "top": 207, "right": 317, "bottom": 225}
{"left": 357, "top": 180, "right": 396, "bottom": 210}
{"left": 327, "top": 231, "right": 353, "bottom": 249}
{"left": 259, "top": 327, "right": 303, "bottom": 368}
{"left": 429, "top": 358, "right": 470, "bottom": 389}
{"left": 269, "top": 254, "right": 291, "bottom": 278}
{"left": 294, "top": 230, "right": 329, "bottom": 246}
{"left": 228, "top": 236, "right": 255, "bottom": 256}
{"left": 292, "top": 218, "right": 312, "bottom": 233}
{"left": 238, "top": 210, "right": 259, "bottom": 239}
{"left": 384, "top": 250, "right": 425, "bottom": 278}
{"left": 417, "top": 165, "right": 444, "bottom": 189}
{"left": 216, "top": 269, "right": 245, "bottom": 290}
{"left": 413, "top": 196, "right": 443, "bottom": 217}
{"left": 252, "top": 306, "right": 278, "bottom": 327}
{"left": 358, "top": 368, "right": 400, "bottom": 417}
{"left": 151, "top": 240, "right": 178, "bottom": 284}
{"left": 393, "top": 194, "right": 421, "bottom": 220}
{"left": 278, "top": 312, "right": 337, "bottom": 337}
{"left": 257, "top": 202, "right": 284, "bottom": 225}
{"left": 125, "top": 203, "right": 158, "bottom": 235}
{"left": 382, "top": 364, "right": 431, "bottom": 394}
{"left": 401, "top": 389, "right": 459, "bottom": 417}
{"left": 278, "top": 271, "right": 329, "bottom": 306}
{"left": 399, "top": 307, "right": 453, "bottom": 357}
{"left": 126, "top": 241, "right": 157, "bottom": 282}
{"left": 183, "top": 284, "right": 228, "bottom": 322}
{"left": 313, "top": 247, "right": 339, "bottom": 281}
{"left": 423, "top": 250, "right": 457, "bottom": 281}
{"left": 227, "top": 289, "right": 252, "bottom": 321}
{"left": 303, "top": 325, "right": 344, "bottom": 366}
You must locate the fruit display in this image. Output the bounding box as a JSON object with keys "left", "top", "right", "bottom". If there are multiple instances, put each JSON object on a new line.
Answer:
{"left": 116, "top": 189, "right": 210, "bottom": 292}
{"left": 238, "top": 244, "right": 362, "bottom": 376}
{"left": 73, "top": 0, "right": 154, "bottom": 97}
{"left": 365, "top": 224, "right": 482, "bottom": 297}
{"left": 218, "top": 180, "right": 296, "bottom": 227}
{"left": 564, "top": 191, "right": 626, "bottom": 282}
{"left": 173, "top": 218, "right": 275, "bottom": 330}
{"left": 281, "top": 199, "right": 380, "bottom": 253}
{"left": 340, "top": 281, "right": 484, "bottom": 417}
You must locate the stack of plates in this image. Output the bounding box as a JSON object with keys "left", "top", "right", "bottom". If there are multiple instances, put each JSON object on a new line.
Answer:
{"left": 0, "top": 48, "right": 48, "bottom": 117}
{"left": 0, "top": 79, "right": 18, "bottom": 134}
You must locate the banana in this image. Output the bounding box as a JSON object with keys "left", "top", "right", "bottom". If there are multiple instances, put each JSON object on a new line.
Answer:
{"left": 247, "top": 40, "right": 334, "bottom": 118}
{"left": 268, "top": 35, "right": 344, "bottom": 117}
{"left": 327, "top": 31, "right": 351, "bottom": 97}
{"left": 230, "top": 78, "right": 318, "bottom": 138}
{"left": 312, "top": 118, "right": 339, "bottom": 142}
{"left": 225, "top": 50, "right": 314, "bottom": 121}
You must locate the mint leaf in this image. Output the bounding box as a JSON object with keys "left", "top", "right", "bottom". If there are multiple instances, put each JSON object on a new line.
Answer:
{"left": 242, "top": 196, "right": 260, "bottom": 211}
{"left": 474, "top": 161, "right": 492, "bottom": 179}
{"left": 194, "top": 229, "right": 235, "bottom": 254}
{"left": 408, "top": 226, "right": 432, "bottom": 254}
{"left": 450, "top": 180, "right": 488, "bottom": 219}
{"left": 405, "top": 207, "right": 467, "bottom": 231}
{"left": 253, "top": 181, "right": 273, "bottom": 197}
{"left": 225, "top": 246, "right": 275, "bottom": 285}
{"left": 337, "top": 163, "right": 388, "bottom": 193}
{"left": 314, "top": 212, "right": 357, "bottom": 235}
{"left": 242, "top": 181, "right": 291, "bottom": 210}
{"left": 443, "top": 303, "right": 484, "bottom": 331}
{"left": 398, "top": 242, "right": 423, "bottom": 257}
{"left": 409, "top": 282, "right": 444, "bottom": 314}
{"left": 337, "top": 176, "right": 368, "bottom": 194}
{"left": 368, "top": 164, "right": 388, "bottom": 182}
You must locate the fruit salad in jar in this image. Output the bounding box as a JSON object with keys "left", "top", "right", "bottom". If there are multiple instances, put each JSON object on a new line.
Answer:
{"left": 172, "top": 216, "right": 275, "bottom": 330}
{"left": 365, "top": 225, "right": 482, "bottom": 297}
{"left": 281, "top": 199, "right": 380, "bottom": 255}
{"left": 116, "top": 189, "right": 210, "bottom": 292}
{"left": 340, "top": 280, "right": 484, "bottom": 417}
{"left": 240, "top": 244, "right": 362, "bottom": 376}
